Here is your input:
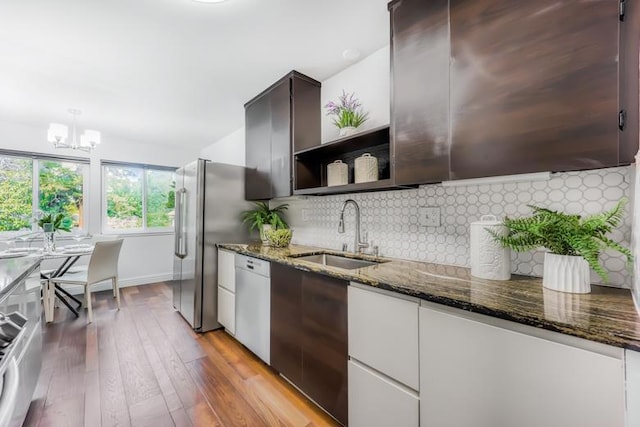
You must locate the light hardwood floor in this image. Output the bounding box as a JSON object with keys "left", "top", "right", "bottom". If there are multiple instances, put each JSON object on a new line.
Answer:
{"left": 23, "top": 282, "right": 339, "bottom": 427}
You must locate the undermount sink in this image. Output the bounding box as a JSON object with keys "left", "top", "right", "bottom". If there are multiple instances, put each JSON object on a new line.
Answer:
{"left": 293, "top": 253, "right": 385, "bottom": 270}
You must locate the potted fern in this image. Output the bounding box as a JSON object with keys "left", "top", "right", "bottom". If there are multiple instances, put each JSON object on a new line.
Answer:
{"left": 490, "top": 200, "right": 632, "bottom": 294}
{"left": 241, "top": 202, "right": 289, "bottom": 246}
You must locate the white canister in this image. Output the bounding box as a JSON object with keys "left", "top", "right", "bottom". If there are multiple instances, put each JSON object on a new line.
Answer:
{"left": 354, "top": 153, "right": 379, "bottom": 183}
{"left": 327, "top": 160, "right": 348, "bottom": 186}
{"left": 470, "top": 215, "right": 511, "bottom": 281}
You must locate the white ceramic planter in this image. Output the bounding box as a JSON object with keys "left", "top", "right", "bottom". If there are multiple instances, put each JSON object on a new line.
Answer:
{"left": 339, "top": 126, "right": 357, "bottom": 137}
{"left": 260, "top": 224, "right": 272, "bottom": 246}
{"left": 542, "top": 253, "right": 591, "bottom": 294}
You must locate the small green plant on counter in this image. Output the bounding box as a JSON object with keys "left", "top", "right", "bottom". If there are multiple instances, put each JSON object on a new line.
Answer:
{"left": 241, "top": 202, "right": 289, "bottom": 231}
{"left": 488, "top": 199, "right": 632, "bottom": 282}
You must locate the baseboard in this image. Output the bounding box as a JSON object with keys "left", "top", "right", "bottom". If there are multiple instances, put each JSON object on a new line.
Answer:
{"left": 62, "top": 273, "right": 174, "bottom": 295}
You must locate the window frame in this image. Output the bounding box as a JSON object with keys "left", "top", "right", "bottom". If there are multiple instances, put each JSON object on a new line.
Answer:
{"left": 0, "top": 150, "right": 89, "bottom": 236}
{"left": 101, "top": 160, "right": 177, "bottom": 235}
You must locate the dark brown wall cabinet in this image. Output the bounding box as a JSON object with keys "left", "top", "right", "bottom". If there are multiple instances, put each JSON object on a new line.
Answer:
{"left": 270, "top": 263, "right": 348, "bottom": 426}
{"left": 390, "top": 0, "right": 450, "bottom": 186}
{"left": 389, "top": 0, "right": 640, "bottom": 183}
{"left": 244, "top": 71, "right": 321, "bottom": 200}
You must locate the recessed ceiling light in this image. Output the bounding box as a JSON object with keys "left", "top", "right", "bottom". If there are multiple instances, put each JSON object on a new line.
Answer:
{"left": 192, "top": 0, "right": 227, "bottom": 3}
{"left": 342, "top": 48, "right": 361, "bottom": 61}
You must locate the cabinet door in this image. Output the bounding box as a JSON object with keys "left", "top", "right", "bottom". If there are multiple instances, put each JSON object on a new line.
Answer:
{"left": 270, "top": 263, "right": 303, "bottom": 386}
{"left": 217, "top": 249, "right": 235, "bottom": 292}
{"left": 627, "top": 350, "right": 640, "bottom": 427}
{"left": 348, "top": 285, "right": 419, "bottom": 390}
{"left": 349, "top": 360, "right": 419, "bottom": 427}
{"left": 420, "top": 305, "right": 625, "bottom": 427}
{"left": 270, "top": 79, "right": 292, "bottom": 198}
{"left": 245, "top": 93, "right": 272, "bottom": 200}
{"left": 390, "top": 0, "right": 450, "bottom": 185}
{"left": 291, "top": 75, "right": 321, "bottom": 152}
{"left": 302, "top": 271, "right": 348, "bottom": 426}
{"left": 449, "top": 0, "right": 619, "bottom": 180}
{"left": 217, "top": 286, "right": 235, "bottom": 335}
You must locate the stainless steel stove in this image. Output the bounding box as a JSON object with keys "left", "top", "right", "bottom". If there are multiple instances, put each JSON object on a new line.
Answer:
{"left": 0, "top": 261, "right": 42, "bottom": 427}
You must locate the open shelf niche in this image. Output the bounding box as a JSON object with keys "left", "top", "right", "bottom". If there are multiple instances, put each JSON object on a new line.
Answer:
{"left": 294, "top": 125, "right": 400, "bottom": 196}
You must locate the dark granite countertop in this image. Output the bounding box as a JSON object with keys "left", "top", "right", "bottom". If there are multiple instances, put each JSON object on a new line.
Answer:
{"left": 219, "top": 243, "right": 640, "bottom": 352}
{"left": 0, "top": 255, "right": 41, "bottom": 302}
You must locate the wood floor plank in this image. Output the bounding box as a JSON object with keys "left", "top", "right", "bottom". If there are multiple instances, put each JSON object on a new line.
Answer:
{"left": 112, "top": 308, "right": 162, "bottom": 406}
{"left": 97, "top": 307, "right": 132, "bottom": 427}
{"left": 170, "top": 408, "right": 194, "bottom": 427}
{"left": 129, "top": 394, "right": 174, "bottom": 427}
{"left": 30, "top": 282, "right": 339, "bottom": 427}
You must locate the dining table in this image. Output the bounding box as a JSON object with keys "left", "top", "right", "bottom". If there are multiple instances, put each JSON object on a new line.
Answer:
{"left": 41, "top": 245, "right": 94, "bottom": 322}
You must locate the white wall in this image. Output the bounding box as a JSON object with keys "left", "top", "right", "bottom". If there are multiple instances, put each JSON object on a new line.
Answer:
{"left": 200, "top": 127, "right": 245, "bottom": 166}
{"left": 321, "top": 45, "right": 390, "bottom": 143}
{"left": 199, "top": 45, "right": 391, "bottom": 161}
{"left": 0, "top": 119, "right": 199, "bottom": 287}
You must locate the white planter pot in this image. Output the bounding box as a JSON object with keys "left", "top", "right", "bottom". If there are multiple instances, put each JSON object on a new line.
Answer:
{"left": 339, "top": 126, "right": 357, "bottom": 137}
{"left": 260, "top": 224, "right": 272, "bottom": 246}
{"left": 542, "top": 253, "right": 591, "bottom": 294}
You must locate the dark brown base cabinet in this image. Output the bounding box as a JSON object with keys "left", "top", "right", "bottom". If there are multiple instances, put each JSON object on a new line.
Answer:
{"left": 389, "top": 0, "right": 640, "bottom": 184}
{"left": 270, "top": 264, "right": 348, "bottom": 426}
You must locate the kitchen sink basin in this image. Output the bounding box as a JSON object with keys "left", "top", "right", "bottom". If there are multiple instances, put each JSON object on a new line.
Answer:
{"left": 293, "top": 253, "right": 385, "bottom": 270}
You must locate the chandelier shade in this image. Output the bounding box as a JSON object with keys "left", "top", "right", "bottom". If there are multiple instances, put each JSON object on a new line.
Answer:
{"left": 48, "top": 109, "right": 101, "bottom": 152}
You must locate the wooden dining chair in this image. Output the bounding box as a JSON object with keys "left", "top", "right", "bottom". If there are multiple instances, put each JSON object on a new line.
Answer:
{"left": 49, "top": 239, "right": 124, "bottom": 323}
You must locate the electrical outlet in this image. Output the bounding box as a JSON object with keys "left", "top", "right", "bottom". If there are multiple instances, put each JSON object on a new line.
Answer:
{"left": 419, "top": 207, "right": 441, "bottom": 227}
{"left": 301, "top": 208, "right": 310, "bottom": 222}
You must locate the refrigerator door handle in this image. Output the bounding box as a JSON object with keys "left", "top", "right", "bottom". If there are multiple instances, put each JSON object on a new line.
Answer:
{"left": 179, "top": 189, "right": 188, "bottom": 258}
{"left": 175, "top": 188, "right": 187, "bottom": 258}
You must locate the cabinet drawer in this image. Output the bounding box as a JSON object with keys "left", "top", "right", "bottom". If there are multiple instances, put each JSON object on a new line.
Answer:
{"left": 348, "top": 285, "right": 419, "bottom": 390}
{"left": 217, "top": 286, "right": 235, "bottom": 335}
{"left": 349, "top": 360, "right": 419, "bottom": 427}
{"left": 218, "top": 249, "right": 236, "bottom": 292}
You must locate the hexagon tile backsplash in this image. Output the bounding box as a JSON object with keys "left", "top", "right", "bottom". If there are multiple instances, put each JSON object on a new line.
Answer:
{"left": 279, "top": 166, "right": 633, "bottom": 288}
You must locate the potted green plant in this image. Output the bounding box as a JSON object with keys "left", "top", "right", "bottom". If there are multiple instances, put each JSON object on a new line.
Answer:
{"left": 325, "top": 90, "right": 369, "bottom": 137}
{"left": 489, "top": 199, "right": 632, "bottom": 294}
{"left": 34, "top": 211, "right": 73, "bottom": 253}
{"left": 241, "top": 202, "right": 289, "bottom": 246}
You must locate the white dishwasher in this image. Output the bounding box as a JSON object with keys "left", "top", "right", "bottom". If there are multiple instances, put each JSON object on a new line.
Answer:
{"left": 235, "top": 255, "right": 270, "bottom": 364}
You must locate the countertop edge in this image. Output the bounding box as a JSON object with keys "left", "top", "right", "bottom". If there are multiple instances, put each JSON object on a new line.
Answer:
{"left": 218, "top": 243, "right": 640, "bottom": 352}
{"left": 0, "top": 257, "right": 41, "bottom": 304}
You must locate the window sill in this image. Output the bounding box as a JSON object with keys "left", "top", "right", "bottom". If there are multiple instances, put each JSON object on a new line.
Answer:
{"left": 100, "top": 231, "right": 175, "bottom": 238}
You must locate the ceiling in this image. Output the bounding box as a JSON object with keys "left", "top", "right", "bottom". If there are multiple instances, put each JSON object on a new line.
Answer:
{"left": 0, "top": 0, "right": 390, "bottom": 150}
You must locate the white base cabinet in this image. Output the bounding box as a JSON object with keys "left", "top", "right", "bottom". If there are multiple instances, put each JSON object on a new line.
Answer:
{"left": 348, "top": 359, "right": 419, "bottom": 427}
{"left": 419, "top": 304, "right": 625, "bottom": 427}
{"left": 217, "top": 249, "right": 236, "bottom": 334}
{"left": 348, "top": 284, "right": 419, "bottom": 390}
{"left": 348, "top": 283, "right": 420, "bottom": 427}
{"left": 627, "top": 350, "right": 640, "bottom": 427}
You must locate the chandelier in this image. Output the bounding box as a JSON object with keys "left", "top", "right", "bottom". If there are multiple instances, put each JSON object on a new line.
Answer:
{"left": 47, "top": 109, "right": 101, "bottom": 152}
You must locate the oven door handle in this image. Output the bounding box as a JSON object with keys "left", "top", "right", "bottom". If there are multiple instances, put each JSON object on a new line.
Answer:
{"left": 0, "top": 358, "right": 19, "bottom": 426}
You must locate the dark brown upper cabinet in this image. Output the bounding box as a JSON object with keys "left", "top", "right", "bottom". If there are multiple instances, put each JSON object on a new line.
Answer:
{"left": 244, "top": 71, "right": 321, "bottom": 200}
{"left": 389, "top": 0, "right": 640, "bottom": 184}
{"left": 389, "top": 0, "right": 451, "bottom": 186}
{"left": 449, "top": 0, "right": 620, "bottom": 180}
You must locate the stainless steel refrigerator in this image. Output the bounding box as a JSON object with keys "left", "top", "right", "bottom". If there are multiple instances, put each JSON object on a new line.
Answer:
{"left": 173, "top": 159, "right": 251, "bottom": 332}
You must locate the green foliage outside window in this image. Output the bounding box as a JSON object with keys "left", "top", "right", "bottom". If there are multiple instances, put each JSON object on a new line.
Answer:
{"left": 105, "top": 166, "right": 175, "bottom": 230}
{"left": 0, "top": 157, "right": 33, "bottom": 232}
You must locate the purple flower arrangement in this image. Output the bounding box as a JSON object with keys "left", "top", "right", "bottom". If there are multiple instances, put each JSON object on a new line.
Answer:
{"left": 324, "top": 91, "right": 369, "bottom": 130}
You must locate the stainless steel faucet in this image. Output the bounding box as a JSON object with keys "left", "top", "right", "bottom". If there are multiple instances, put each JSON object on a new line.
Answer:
{"left": 338, "top": 199, "right": 369, "bottom": 253}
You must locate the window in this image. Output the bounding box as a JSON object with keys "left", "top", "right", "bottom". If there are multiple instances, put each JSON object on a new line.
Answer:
{"left": 102, "top": 162, "right": 175, "bottom": 233}
{"left": 0, "top": 152, "right": 88, "bottom": 233}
